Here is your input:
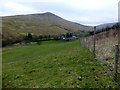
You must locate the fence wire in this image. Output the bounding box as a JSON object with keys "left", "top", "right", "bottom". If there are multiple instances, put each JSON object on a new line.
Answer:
{"left": 80, "top": 28, "right": 120, "bottom": 84}
{"left": 118, "top": 45, "right": 120, "bottom": 83}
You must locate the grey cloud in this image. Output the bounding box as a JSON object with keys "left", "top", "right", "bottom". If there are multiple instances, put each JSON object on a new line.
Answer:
{"left": 1, "top": 0, "right": 119, "bottom": 26}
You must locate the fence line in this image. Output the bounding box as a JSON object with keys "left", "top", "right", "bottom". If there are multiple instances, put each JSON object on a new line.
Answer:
{"left": 80, "top": 27, "right": 120, "bottom": 85}
{"left": 114, "top": 45, "right": 119, "bottom": 82}
{"left": 93, "top": 26, "right": 96, "bottom": 58}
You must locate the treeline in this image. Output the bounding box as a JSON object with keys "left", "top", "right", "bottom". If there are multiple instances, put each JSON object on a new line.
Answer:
{"left": 2, "top": 34, "right": 25, "bottom": 47}
{"left": 24, "top": 33, "right": 60, "bottom": 42}
{"left": 24, "top": 32, "right": 76, "bottom": 42}
{"left": 81, "top": 23, "right": 120, "bottom": 37}
{"left": 2, "top": 33, "right": 57, "bottom": 47}
{"left": 2, "top": 32, "right": 77, "bottom": 47}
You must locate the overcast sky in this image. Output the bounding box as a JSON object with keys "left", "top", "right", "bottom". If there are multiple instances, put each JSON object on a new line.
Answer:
{"left": 0, "top": 0, "right": 120, "bottom": 26}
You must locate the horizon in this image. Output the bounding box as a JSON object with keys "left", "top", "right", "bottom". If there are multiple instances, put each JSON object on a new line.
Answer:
{"left": 1, "top": 12, "right": 118, "bottom": 27}
{"left": 1, "top": 0, "right": 120, "bottom": 26}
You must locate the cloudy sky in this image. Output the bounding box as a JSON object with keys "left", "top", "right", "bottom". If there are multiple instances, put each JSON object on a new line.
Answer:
{"left": 0, "top": 0, "right": 120, "bottom": 26}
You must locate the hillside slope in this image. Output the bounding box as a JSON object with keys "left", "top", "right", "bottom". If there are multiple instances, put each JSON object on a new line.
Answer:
{"left": 2, "top": 12, "right": 93, "bottom": 35}
{"left": 96, "top": 22, "right": 118, "bottom": 30}
{"left": 2, "top": 12, "right": 94, "bottom": 46}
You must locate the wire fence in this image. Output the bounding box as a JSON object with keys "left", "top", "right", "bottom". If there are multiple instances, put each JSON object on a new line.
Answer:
{"left": 80, "top": 27, "right": 120, "bottom": 84}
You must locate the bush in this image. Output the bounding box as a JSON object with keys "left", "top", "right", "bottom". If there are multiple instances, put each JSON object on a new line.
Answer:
{"left": 36, "top": 41, "right": 42, "bottom": 45}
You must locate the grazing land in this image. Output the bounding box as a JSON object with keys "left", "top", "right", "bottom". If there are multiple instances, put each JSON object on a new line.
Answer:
{"left": 2, "top": 40, "right": 118, "bottom": 88}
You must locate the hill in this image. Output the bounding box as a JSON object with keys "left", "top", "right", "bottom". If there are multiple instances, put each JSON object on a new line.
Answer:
{"left": 96, "top": 22, "right": 118, "bottom": 30}
{"left": 2, "top": 12, "right": 94, "bottom": 46}
{"left": 2, "top": 12, "right": 93, "bottom": 35}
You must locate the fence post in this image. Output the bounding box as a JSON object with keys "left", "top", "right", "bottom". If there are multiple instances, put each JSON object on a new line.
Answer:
{"left": 118, "top": 27, "right": 120, "bottom": 45}
{"left": 93, "top": 26, "right": 96, "bottom": 58}
{"left": 80, "top": 38, "right": 83, "bottom": 47}
{"left": 114, "top": 45, "right": 119, "bottom": 81}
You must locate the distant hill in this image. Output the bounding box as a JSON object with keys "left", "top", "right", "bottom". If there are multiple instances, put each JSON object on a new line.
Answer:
{"left": 2, "top": 12, "right": 93, "bottom": 36}
{"left": 96, "top": 22, "right": 119, "bottom": 30}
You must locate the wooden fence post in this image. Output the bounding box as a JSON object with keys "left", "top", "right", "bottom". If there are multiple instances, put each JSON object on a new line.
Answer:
{"left": 114, "top": 45, "right": 119, "bottom": 81}
{"left": 93, "top": 26, "right": 96, "bottom": 58}
{"left": 118, "top": 28, "right": 120, "bottom": 45}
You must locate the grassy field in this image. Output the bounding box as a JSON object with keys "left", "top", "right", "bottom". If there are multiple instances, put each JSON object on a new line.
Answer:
{"left": 2, "top": 40, "right": 118, "bottom": 88}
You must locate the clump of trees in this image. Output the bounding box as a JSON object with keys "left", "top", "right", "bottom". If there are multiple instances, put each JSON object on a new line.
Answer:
{"left": 2, "top": 33, "right": 25, "bottom": 47}
{"left": 58, "top": 32, "right": 78, "bottom": 41}
{"left": 22, "top": 32, "right": 78, "bottom": 44}
{"left": 81, "top": 22, "right": 120, "bottom": 37}
{"left": 112, "top": 23, "right": 120, "bottom": 29}
{"left": 1, "top": 31, "right": 77, "bottom": 46}
{"left": 24, "top": 33, "right": 33, "bottom": 44}
{"left": 23, "top": 33, "right": 53, "bottom": 45}
{"left": 97, "top": 23, "right": 120, "bottom": 34}
{"left": 66, "top": 33, "right": 73, "bottom": 38}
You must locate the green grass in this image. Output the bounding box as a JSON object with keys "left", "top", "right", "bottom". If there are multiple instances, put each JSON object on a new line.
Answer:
{"left": 2, "top": 40, "right": 118, "bottom": 88}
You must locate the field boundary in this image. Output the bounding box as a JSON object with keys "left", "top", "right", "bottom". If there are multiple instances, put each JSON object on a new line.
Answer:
{"left": 80, "top": 26, "right": 120, "bottom": 86}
